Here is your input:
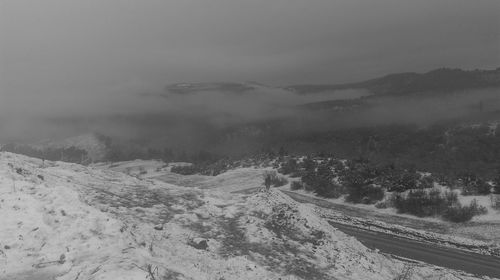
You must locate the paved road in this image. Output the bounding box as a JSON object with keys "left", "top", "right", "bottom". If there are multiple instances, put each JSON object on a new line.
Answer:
{"left": 330, "top": 221, "right": 500, "bottom": 279}
{"left": 234, "top": 188, "right": 500, "bottom": 278}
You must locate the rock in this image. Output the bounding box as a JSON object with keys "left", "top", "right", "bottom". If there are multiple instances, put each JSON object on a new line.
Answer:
{"left": 154, "top": 224, "right": 163, "bottom": 230}
{"left": 58, "top": 254, "right": 66, "bottom": 264}
{"left": 189, "top": 238, "right": 209, "bottom": 250}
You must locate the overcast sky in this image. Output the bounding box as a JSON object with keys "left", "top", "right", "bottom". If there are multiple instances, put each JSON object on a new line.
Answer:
{"left": 1, "top": 0, "right": 499, "bottom": 115}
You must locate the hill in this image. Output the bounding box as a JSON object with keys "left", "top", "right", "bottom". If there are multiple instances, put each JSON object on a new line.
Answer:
{"left": 165, "top": 82, "right": 270, "bottom": 95}
{"left": 0, "top": 152, "right": 481, "bottom": 279}
{"left": 289, "top": 68, "right": 500, "bottom": 95}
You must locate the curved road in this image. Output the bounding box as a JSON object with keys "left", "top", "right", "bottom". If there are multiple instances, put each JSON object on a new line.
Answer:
{"left": 233, "top": 188, "right": 500, "bottom": 278}
{"left": 330, "top": 222, "right": 500, "bottom": 279}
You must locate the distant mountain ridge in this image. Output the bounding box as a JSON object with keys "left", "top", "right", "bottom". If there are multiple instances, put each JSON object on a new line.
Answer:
{"left": 164, "top": 81, "right": 297, "bottom": 95}
{"left": 165, "top": 82, "right": 259, "bottom": 94}
{"left": 288, "top": 68, "right": 500, "bottom": 95}
{"left": 163, "top": 68, "right": 500, "bottom": 97}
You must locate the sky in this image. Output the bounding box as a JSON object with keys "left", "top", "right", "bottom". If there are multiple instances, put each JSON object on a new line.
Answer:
{"left": 0, "top": 0, "right": 499, "bottom": 116}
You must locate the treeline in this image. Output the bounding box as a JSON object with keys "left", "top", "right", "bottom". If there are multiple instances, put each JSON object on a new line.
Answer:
{"left": 170, "top": 152, "right": 282, "bottom": 176}
{"left": 1, "top": 143, "right": 88, "bottom": 164}
{"left": 105, "top": 144, "right": 236, "bottom": 176}
{"left": 170, "top": 160, "right": 230, "bottom": 176}
{"left": 280, "top": 122, "right": 500, "bottom": 181}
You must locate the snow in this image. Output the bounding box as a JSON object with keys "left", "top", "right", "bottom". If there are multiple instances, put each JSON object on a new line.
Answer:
{"left": 459, "top": 194, "right": 500, "bottom": 222}
{"left": 0, "top": 152, "right": 488, "bottom": 279}
{"left": 278, "top": 187, "right": 500, "bottom": 259}
{"left": 92, "top": 159, "right": 168, "bottom": 178}
{"left": 183, "top": 167, "right": 273, "bottom": 192}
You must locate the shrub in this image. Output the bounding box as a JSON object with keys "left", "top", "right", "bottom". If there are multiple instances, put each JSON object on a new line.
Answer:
{"left": 491, "top": 195, "right": 500, "bottom": 210}
{"left": 326, "top": 159, "right": 345, "bottom": 173}
{"left": 312, "top": 164, "right": 343, "bottom": 198}
{"left": 339, "top": 160, "right": 384, "bottom": 204}
{"left": 476, "top": 181, "right": 492, "bottom": 195}
{"left": 471, "top": 199, "right": 488, "bottom": 215}
{"left": 443, "top": 199, "right": 487, "bottom": 223}
{"left": 263, "top": 171, "right": 288, "bottom": 188}
{"left": 198, "top": 160, "right": 229, "bottom": 176}
{"left": 315, "top": 182, "right": 344, "bottom": 198}
{"left": 443, "top": 206, "right": 475, "bottom": 223}
{"left": 494, "top": 184, "right": 500, "bottom": 195}
{"left": 375, "top": 201, "right": 389, "bottom": 209}
{"left": 298, "top": 162, "right": 344, "bottom": 198}
{"left": 391, "top": 188, "right": 487, "bottom": 222}
{"left": 384, "top": 169, "right": 420, "bottom": 192}
{"left": 458, "top": 172, "right": 490, "bottom": 195}
{"left": 345, "top": 184, "right": 384, "bottom": 204}
{"left": 290, "top": 181, "right": 304, "bottom": 190}
{"left": 461, "top": 179, "right": 491, "bottom": 195}
{"left": 278, "top": 159, "right": 299, "bottom": 177}
{"left": 418, "top": 176, "right": 434, "bottom": 189}
{"left": 171, "top": 165, "right": 199, "bottom": 175}
{"left": 443, "top": 190, "right": 459, "bottom": 204}
{"left": 494, "top": 172, "right": 500, "bottom": 194}
{"left": 273, "top": 176, "right": 288, "bottom": 188}
{"left": 390, "top": 188, "right": 458, "bottom": 217}
{"left": 301, "top": 157, "right": 317, "bottom": 173}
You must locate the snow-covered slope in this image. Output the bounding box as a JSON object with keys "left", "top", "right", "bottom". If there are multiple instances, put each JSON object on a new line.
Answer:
{"left": 0, "top": 152, "right": 483, "bottom": 279}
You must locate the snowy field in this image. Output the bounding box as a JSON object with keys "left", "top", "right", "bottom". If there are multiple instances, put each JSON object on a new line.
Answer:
{"left": 0, "top": 153, "right": 491, "bottom": 279}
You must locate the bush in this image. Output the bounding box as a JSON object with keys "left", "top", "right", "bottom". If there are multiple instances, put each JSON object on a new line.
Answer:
{"left": 171, "top": 165, "right": 199, "bottom": 175}
{"left": 443, "top": 206, "right": 475, "bottom": 223}
{"left": 443, "top": 190, "right": 459, "bottom": 204}
{"left": 491, "top": 195, "right": 500, "bottom": 210}
{"left": 384, "top": 169, "right": 420, "bottom": 192}
{"left": 330, "top": 159, "right": 345, "bottom": 173}
{"left": 290, "top": 181, "right": 304, "bottom": 190}
{"left": 339, "top": 160, "right": 384, "bottom": 204}
{"left": 299, "top": 163, "right": 344, "bottom": 198}
{"left": 314, "top": 165, "right": 342, "bottom": 198}
{"left": 375, "top": 201, "right": 389, "bottom": 209}
{"left": 340, "top": 159, "right": 380, "bottom": 188}
{"left": 477, "top": 181, "right": 492, "bottom": 195}
{"left": 418, "top": 176, "right": 435, "bottom": 189}
{"left": 345, "top": 184, "right": 384, "bottom": 204}
{"left": 494, "top": 172, "right": 500, "bottom": 194}
{"left": 470, "top": 199, "right": 488, "bottom": 215}
{"left": 391, "top": 188, "right": 487, "bottom": 222}
{"left": 273, "top": 176, "right": 288, "bottom": 188}
{"left": 461, "top": 180, "right": 491, "bottom": 195}
{"left": 458, "top": 172, "right": 490, "bottom": 195}
{"left": 198, "top": 160, "right": 229, "bottom": 176}
{"left": 301, "top": 157, "right": 317, "bottom": 173}
{"left": 443, "top": 199, "right": 487, "bottom": 223}
{"left": 278, "top": 159, "right": 299, "bottom": 177}
{"left": 316, "top": 182, "right": 344, "bottom": 198}
{"left": 391, "top": 188, "right": 458, "bottom": 217}
{"left": 263, "top": 171, "right": 288, "bottom": 188}
{"left": 494, "top": 184, "right": 500, "bottom": 195}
